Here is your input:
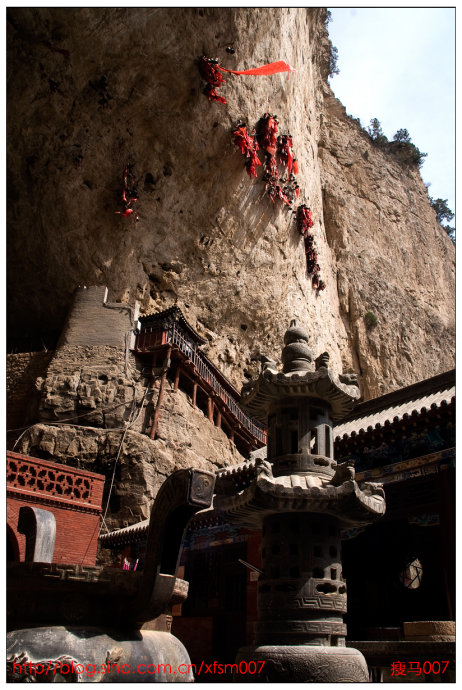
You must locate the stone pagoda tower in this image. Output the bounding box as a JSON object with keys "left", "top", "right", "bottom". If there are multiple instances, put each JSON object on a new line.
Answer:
{"left": 214, "top": 320, "right": 386, "bottom": 682}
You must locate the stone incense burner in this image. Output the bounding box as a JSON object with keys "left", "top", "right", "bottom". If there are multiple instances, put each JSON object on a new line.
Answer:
{"left": 214, "top": 320, "right": 386, "bottom": 682}
{"left": 7, "top": 468, "right": 215, "bottom": 683}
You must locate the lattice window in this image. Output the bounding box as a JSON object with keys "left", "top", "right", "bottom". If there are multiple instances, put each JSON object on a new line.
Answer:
{"left": 7, "top": 459, "right": 92, "bottom": 502}
{"left": 399, "top": 557, "right": 423, "bottom": 589}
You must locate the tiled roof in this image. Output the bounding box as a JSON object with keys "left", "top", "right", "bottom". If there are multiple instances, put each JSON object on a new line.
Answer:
{"left": 139, "top": 306, "right": 207, "bottom": 345}
{"left": 334, "top": 369, "right": 455, "bottom": 441}
{"left": 99, "top": 519, "right": 149, "bottom": 544}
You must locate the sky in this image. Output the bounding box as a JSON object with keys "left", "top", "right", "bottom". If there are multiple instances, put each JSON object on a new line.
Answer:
{"left": 327, "top": 7, "right": 455, "bottom": 220}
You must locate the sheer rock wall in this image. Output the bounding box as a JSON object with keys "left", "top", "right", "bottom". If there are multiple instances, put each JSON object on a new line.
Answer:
{"left": 319, "top": 87, "right": 455, "bottom": 398}
{"left": 7, "top": 7, "right": 348, "bottom": 390}
{"left": 8, "top": 8, "right": 455, "bottom": 468}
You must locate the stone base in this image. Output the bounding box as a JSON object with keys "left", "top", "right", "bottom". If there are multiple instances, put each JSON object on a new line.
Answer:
{"left": 403, "top": 620, "right": 455, "bottom": 642}
{"left": 7, "top": 626, "right": 194, "bottom": 682}
{"left": 235, "top": 644, "right": 369, "bottom": 683}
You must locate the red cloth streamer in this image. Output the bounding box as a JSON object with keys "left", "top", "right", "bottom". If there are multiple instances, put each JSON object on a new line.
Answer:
{"left": 217, "top": 60, "right": 296, "bottom": 76}
{"left": 200, "top": 58, "right": 295, "bottom": 106}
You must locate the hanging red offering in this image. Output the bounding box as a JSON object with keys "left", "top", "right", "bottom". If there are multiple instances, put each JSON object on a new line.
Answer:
{"left": 115, "top": 164, "right": 139, "bottom": 223}
{"left": 277, "top": 134, "right": 295, "bottom": 175}
{"left": 116, "top": 208, "right": 137, "bottom": 219}
{"left": 257, "top": 113, "right": 279, "bottom": 155}
{"left": 199, "top": 57, "right": 227, "bottom": 104}
{"left": 232, "top": 123, "right": 261, "bottom": 178}
{"left": 296, "top": 204, "right": 314, "bottom": 236}
{"left": 295, "top": 205, "right": 325, "bottom": 291}
{"left": 199, "top": 58, "right": 296, "bottom": 106}
{"left": 228, "top": 112, "right": 325, "bottom": 293}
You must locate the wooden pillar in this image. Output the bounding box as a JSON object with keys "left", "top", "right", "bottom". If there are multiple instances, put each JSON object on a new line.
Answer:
{"left": 207, "top": 397, "right": 214, "bottom": 423}
{"left": 229, "top": 428, "right": 235, "bottom": 442}
{"left": 192, "top": 382, "right": 197, "bottom": 407}
{"left": 437, "top": 467, "right": 455, "bottom": 619}
{"left": 215, "top": 410, "right": 222, "bottom": 428}
{"left": 149, "top": 345, "right": 172, "bottom": 440}
{"left": 174, "top": 366, "right": 180, "bottom": 391}
{"left": 246, "top": 530, "right": 262, "bottom": 645}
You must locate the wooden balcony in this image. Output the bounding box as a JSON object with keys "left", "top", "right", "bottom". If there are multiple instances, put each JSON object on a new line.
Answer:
{"left": 134, "top": 308, "right": 267, "bottom": 454}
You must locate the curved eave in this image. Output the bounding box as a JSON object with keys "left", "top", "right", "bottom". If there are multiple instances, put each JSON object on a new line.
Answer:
{"left": 213, "top": 478, "right": 385, "bottom": 529}
{"left": 241, "top": 367, "right": 360, "bottom": 423}
{"left": 99, "top": 519, "right": 149, "bottom": 546}
{"left": 334, "top": 395, "right": 455, "bottom": 443}
{"left": 139, "top": 306, "right": 207, "bottom": 345}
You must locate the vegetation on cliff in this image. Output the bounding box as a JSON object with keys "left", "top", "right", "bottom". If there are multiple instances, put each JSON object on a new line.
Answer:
{"left": 367, "top": 119, "right": 427, "bottom": 169}
{"left": 429, "top": 197, "right": 455, "bottom": 243}
{"left": 324, "top": 10, "right": 340, "bottom": 78}
{"left": 325, "top": 13, "right": 454, "bottom": 247}
{"left": 367, "top": 119, "right": 455, "bottom": 241}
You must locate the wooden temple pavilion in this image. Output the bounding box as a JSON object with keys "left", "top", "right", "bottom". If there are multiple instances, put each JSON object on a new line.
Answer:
{"left": 134, "top": 307, "right": 267, "bottom": 455}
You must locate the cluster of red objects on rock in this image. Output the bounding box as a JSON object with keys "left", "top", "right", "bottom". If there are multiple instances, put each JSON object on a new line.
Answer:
{"left": 297, "top": 206, "right": 325, "bottom": 292}
{"left": 232, "top": 116, "right": 325, "bottom": 292}
{"left": 199, "top": 56, "right": 227, "bottom": 104}
{"left": 198, "top": 56, "right": 325, "bottom": 293}
{"left": 232, "top": 123, "right": 262, "bottom": 178}
{"left": 233, "top": 118, "right": 325, "bottom": 293}
{"left": 257, "top": 115, "right": 300, "bottom": 208}
{"left": 115, "top": 164, "right": 139, "bottom": 222}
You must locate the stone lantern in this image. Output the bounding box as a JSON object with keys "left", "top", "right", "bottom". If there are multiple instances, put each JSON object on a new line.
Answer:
{"left": 214, "top": 320, "right": 386, "bottom": 682}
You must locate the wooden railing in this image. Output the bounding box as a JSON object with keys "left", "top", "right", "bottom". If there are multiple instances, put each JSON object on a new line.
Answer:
{"left": 135, "top": 324, "right": 267, "bottom": 445}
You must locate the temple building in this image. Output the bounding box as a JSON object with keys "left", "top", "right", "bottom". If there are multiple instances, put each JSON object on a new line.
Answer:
{"left": 336, "top": 369, "right": 455, "bottom": 668}
{"left": 99, "top": 318, "right": 455, "bottom": 679}
{"left": 134, "top": 306, "right": 267, "bottom": 455}
{"left": 6, "top": 292, "right": 455, "bottom": 681}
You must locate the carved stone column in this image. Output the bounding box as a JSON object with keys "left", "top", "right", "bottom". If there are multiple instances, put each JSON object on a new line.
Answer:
{"left": 214, "top": 320, "right": 386, "bottom": 682}
{"left": 258, "top": 513, "right": 345, "bottom": 647}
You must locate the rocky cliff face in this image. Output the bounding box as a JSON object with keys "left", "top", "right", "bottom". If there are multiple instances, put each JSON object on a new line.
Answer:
{"left": 8, "top": 7, "right": 454, "bottom": 398}
{"left": 18, "top": 380, "right": 243, "bottom": 531}
{"left": 319, "top": 88, "right": 455, "bottom": 398}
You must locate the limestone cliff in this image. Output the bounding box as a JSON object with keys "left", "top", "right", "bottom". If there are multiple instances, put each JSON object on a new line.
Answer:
{"left": 8, "top": 7, "right": 454, "bottom": 397}
{"left": 319, "top": 88, "right": 455, "bottom": 398}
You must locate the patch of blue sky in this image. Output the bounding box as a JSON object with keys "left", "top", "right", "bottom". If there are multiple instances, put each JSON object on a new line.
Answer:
{"left": 327, "top": 7, "right": 455, "bottom": 216}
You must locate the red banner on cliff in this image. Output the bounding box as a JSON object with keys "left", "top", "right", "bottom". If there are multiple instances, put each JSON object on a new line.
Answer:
{"left": 217, "top": 60, "right": 296, "bottom": 76}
